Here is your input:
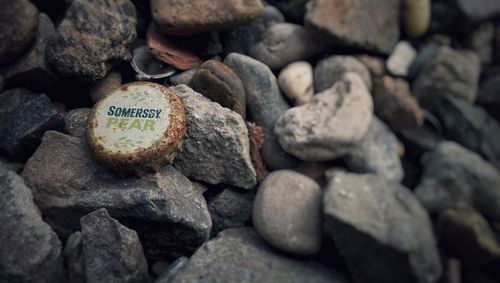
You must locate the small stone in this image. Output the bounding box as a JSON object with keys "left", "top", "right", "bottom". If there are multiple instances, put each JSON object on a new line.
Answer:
{"left": 274, "top": 73, "right": 373, "bottom": 162}
{"left": 169, "top": 68, "right": 197, "bottom": 85}
{"left": 0, "top": 170, "right": 66, "bottom": 283}
{"left": 208, "top": 188, "right": 255, "bottom": 236}
{"left": 454, "top": 0, "right": 500, "bottom": 22}
{"left": 415, "top": 141, "right": 500, "bottom": 221}
{"left": 151, "top": 0, "right": 264, "bottom": 35}
{"left": 0, "top": 88, "right": 62, "bottom": 159}
{"left": 80, "top": 208, "right": 148, "bottom": 283}
{"left": 253, "top": 170, "right": 322, "bottom": 255}
{"left": 261, "top": 127, "right": 301, "bottom": 171}
{"left": 249, "top": 23, "right": 322, "bottom": 70}
{"left": 398, "top": 123, "right": 443, "bottom": 154}
{"left": 89, "top": 71, "right": 122, "bottom": 103}
{"left": 171, "top": 228, "right": 348, "bottom": 283}
{"left": 344, "top": 117, "right": 404, "bottom": 183}
{"left": 155, "top": 257, "right": 189, "bottom": 283}
{"left": 246, "top": 122, "right": 269, "bottom": 182}
{"left": 0, "top": 0, "right": 39, "bottom": 64}
{"left": 357, "top": 55, "right": 386, "bottom": 77}
{"left": 314, "top": 55, "right": 372, "bottom": 92}
{"left": 402, "top": 0, "right": 431, "bottom": 38}
{"left": 224, "top": 53, "right": 290, "bottom": 131}
{"left": 305, "top": 0, "right": 400, "bottom": 54}
{"left": 323, "top": 170, "right": 442, "bottom": 283}
{"left": 464, "top": 23, "right": 495, "bottom": 66}
{"left": 171, "top": 84, "right": 257, "bottom": 189}
{"left": 190, "top": 60, "right": 246, "bottom": 118}
{"left": 63, "top": 232, "right": 85, "bottom": 283}
{"left": 278, "top": 61, "right": 314, "bottom": 105}
{"left": 386, "top": 41, "right": 417, "bottom": 77}
{"left": 64, "top": 108, "right": 90, "bottom": 138}
{"left": 47, "top": 0, "right": 137, "bottom": 81}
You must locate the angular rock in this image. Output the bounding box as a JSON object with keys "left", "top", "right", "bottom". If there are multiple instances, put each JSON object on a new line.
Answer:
{"left": 415, "top": 141, "right": 500, "bottom": 221}
{"left": 261, "top": 127, "right": 301, "bottom": 171}
{"left": 190, "top": 60, "right": 246, "bottom": 118}
{"left": 253, "top": 170, "right": 322, "bottom": 255}
{"left": 151, "top": 0, "right": 264, "bottom": 35}
{"left": 63, "top": 232, "right": 85, "bottom": 283}
{"left": 0, "top": 170, "right": 65, "bottom": 283}
{"left": 246, "top": 122, "right": 269, "bottom": 182}
{"left": 314, "top": 55, "right": 372, "bottom": 92}
{"left": 171, "top": 85, "right": 257, "bottom": 189}
{"left": 89, "top": 70, "right": 122, "bottom": 103}
{"left": 224, "top": 53, "right": 290, "bottom": 130}
{"left": 80, "top": 208, "right": 148, "bottom": 283}
{"left": 22, "top": 131, "right": 212, "bottom": 259}
{"left": 402, "top": 0, "right": 431, "bottom": 38}
{"left": 305, "top": 0, "right": 400, "bottom": 54}
{"left": 274, "top": 73, "right": 373, "bottom": 162}
{"left": 0, "top": 88, "right": 62, "bottom": 159}
{"left": 454, "top": 0, "right": 500, "bottom": 22}
{"left": 344, "top": 117, "right": 404, "bottom": 183}
{"left": 278, "top": 61, "right": 314, "bottom": 105}
{"left": 208, "top": 188, "right": 255, "bottom": 236}
{"left": 323, "top": 170, "right": 442, "bottom": 283}
{"left": 47, "top": 0, "right": 137, "bottom": 81}
{"left": 64, "top": 108, "right": 90, "bottom": 138}
{"left": 386, "top": 41, "right": 417, "bottom": 77}
{"left": 171, "top": 228, "right": 348, "bottom": 283}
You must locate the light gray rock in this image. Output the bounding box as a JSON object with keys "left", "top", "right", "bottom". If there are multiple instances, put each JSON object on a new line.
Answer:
{"left": 171, "top": 84, "right": 257, "bottom": 189}
{"left": 323, "top": 170, "right": 442, "bottom": 283}
{"left": 169, "top": 68, "right": 197, "bottom": 86}
{"left": 314, "top": 55, "right": 372, "bottom": 92}
{"left": 274, "top": 73, "right": 373, "bottom": 162}
{"left": 278, "top": 61, "right": 314, "bottom": 105}
{"left": 208, "top": 188, "right": 255, "bottom": 236}
{"left": 253, "top": 170, "right": 322, "bottom": 255}
{"left": 64, "top": 108, "right": 90, "bottom": 138}
{"left": 386, "top": 41, "right": 417, "bottom": 77}
{"left": 63, "top": 231, "right": 85, "bottom": 283}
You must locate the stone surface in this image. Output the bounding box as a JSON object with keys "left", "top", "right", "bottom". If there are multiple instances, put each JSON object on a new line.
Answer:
{"left": 412, "top": 46, "right": 480, "bottom": 103}
{"left": 170, "top": 68, "right": 197, "bottom": 86}
{"left": 402, "top": 0, "right": 430, "bottom": 38}
{"left": 155, "top": 257, "right": 189, "bottom": 283}
{"left": 454, "top": 0, "right": 500, "bottom": 22}
{"left": 89, "top": 70, "right": 122, "bottom": 103}
{"left": 22, "top": 131, "right": 212, "bottom": 259}
{"left": 170, "top": 228, "right": 348, "bottom": 283}
{"left": 246, "top": 122, "right": 269, "bottom": 182}
{"left": 323, "top": 170, "right": 442, "bottom": 283}
{"left": 0, "top": 0, "right": 39, "bottom": 64}
{"left": 261, "top": 127, "right": 301, "bottom": 171}
{"left": 224, "top": 53, "right": 290, "bottom": 130}
{"left": 477, "top": 68, "right": 500, "bottom": 114}
{"left": 190, "top": 60, "right": 246, "bottom": 118}
{"left": 208, "top": 188, "right": 255, "bottom": 236}
{"left": 344, "top": 117, "right": 404, "bottom": 183}
{"left": 267, "top": 0, "right": 309, "bottom": 21}
{"left": 151, "top": 0, "right": 264, "bottom": 35}
{"left": 63, "top": 108, "right": 90, "bottom": 138}
{"left": 249, "top": 23, "right": 322, "bottom": 70}
{"left": 464, "top": 23, "right": 494, "bottom": 65}
{"left": 47, "top": 0, "right": 137, "bottom": 81}
{"left": 314, "top": 55, "right": 372, "bottom": 92}
{"left": 0, "top": 170, "right": 65, "bottom": 283}
{"left": 386, "top": 41, "right": 417, "bottom": 77}
{"left": 415, "top": 141, "right": 500, "bottom": 221}
{"left": 63, "top": 231, "right": 85, "bottom": 283}
{"left": 278, "top": 61, "right": 314, "bottom": 105}
{"left": 0, "top": 88, "right": 62, "bottom": 159}
{"left": 171, "top": 85, "right": 257, "bottom": 189}
{"left": 274, "top": 73, "right": 373, "bottom": 162}
{"left": 80, "top": 208, "right": 148, "bottom": 283}
{"left": 253, "top": 170, "right": 322, "bottom": 255}
{"left": 305, "top": 0, "right": 400, "bottom": 54}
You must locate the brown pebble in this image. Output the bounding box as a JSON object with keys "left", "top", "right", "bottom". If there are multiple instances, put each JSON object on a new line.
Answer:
{"left": 246, "top": 122, "right": 268, "bottom": 183}
{"left": 89, "top": 70, "right": 122, "bottom": 103}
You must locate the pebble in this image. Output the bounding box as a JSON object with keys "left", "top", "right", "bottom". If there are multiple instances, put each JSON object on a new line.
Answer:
{"left": 305, "top": 0, "right": 400, "bottom": 54}
{"left": 386, "top": 41, "right": 417, "bottom": 77}
{"left": 190, "top": 60, "right": 246, "bottom": 118}
{"left": 171, "top": 85, "right": 257, "bottom": 189}
{"left": 323, "top": 170, "right": 442, "bottom": 283}
{"left": 170, "top": 68, "right": 197, "bottom": 86}
{"left": 63, "top": 232, "right": 85, "bottom": 283}
{"left": 261, "top": 126, "right": 301, "bottom": 171}
{"left": 64, "top": 108, "right": 90, "bottom": 138}
{"left": 253, "top": 170, "right": 322, "bottom": 255}
{"left": 89, "top": 71, "right": 122, "bottom": 103}
{"left": 454, "top": 0, "right": 500, "bottom": 22}
{"left": 402, "top": 0, "right": 430, "bottom": 38}
{"left": 314, "top": 55, "right": 372, "bottom": 92}
{"left": 208, "top": 188, "right": 255, "bottom": 236}
{"left": 151, "top": 0, "right": 264, "bottom": 35}
{"left": 278, "top": 61, "right": 314, "bottom": 105}
{"left": 47, "top": 0, "right": 137, "bottom": 81}
{"left": 274, "top": 73, "right": 373, "bottom": 162}
{"left": 246, "top": 122, "right": 269, "bottom": 182}
{"left": 464, "top": 23, "right": 495, "bottom": 66}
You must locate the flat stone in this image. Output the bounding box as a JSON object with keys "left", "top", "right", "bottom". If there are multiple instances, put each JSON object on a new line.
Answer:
{"left": 22, "top": 131, "right": 212, "bottom": 259}
{"left": 305, "top": 0, "right": 400, "bottom": 54}
{"left": 415, "top": 141, "right": 500, "bottom": 221}
{"left": 151, "top": 0, "right": 264, "bottom": 35}
{"left": 402, "top": 0, "right": 431, "bottom": 38}
{"left": 190, "top": 60, "right": 246, "bottom": 118}
{"left": 386, "top": 41, "right": 417, "bottom": 77}
{"left": 344, "top": 117, "right": 404, "bottom": 183}
{"left": 171, "top": 85, "right": 257, "bottom": 189}
{"left": 323, "top": 170, "right": 442, "bottom": 283}
{"left": 253, "top": 170, "right": 322, "bottom": 255}
{"left": 278, "top": 61, "right": 314, "bottom": 105}
{"left": 314, "top": 55, "right": 372, "bottom": 92}
{"left": 274, "top": 73, "right": 373, "bottom": 162}
{"left": 170, "top": 228, "right": 348, "bottom": 283}
{"left": 47, "top": 0, "right": 137, "bottom": 81}
{"left": 208, "top": 188, "right": 255, "bottom": 236}
{"left": 89, "top": 70, "right": 122, "bottom": 103}
{"left": 63, "top": 108, "right": 90, "bottom": 138}
{"left": 261, "top": 126, "right": 301, "bottom": 171}
{"left": 80, "top": 208, "right": 148, "bottom": 283}
{"left": 224, "top": 53, "right": 290, "bottom": 131}
{"left": 63, "top": 232, "right": 85, "bottom": 283}
{"left": 0, "top": 170, "right": 65, "bottom": 283}
{"left": 454, "top": 0, "right": 500, "bottom": 22}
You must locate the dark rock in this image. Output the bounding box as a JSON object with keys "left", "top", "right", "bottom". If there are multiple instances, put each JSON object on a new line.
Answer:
{"left": 89, "top": 71, "right": 122, "bottom": 103}
{"left": 266, "top": 0, "right": 309, "bottom": 21}
{"left": 398, "top": 123, "right": 443, "bottom": 155}
{"left": 477, "top": 68, "right": 500, "bottom": 111}
{"left": 208, "top": 188, "right": 255, "bottom": 236}
{"left": 47, "top": 0, "right": 137, "bottom": 81}
{"left": 169, "top": 68, "right": 197, "bottom": 86}
{"left": 0, "top": 170, "right": 65, "bottom": 283}
{"left": 314, "top": 55, "right": 372, "bottom": 92}
{"left": 464, "top": 23, "right": 494, "bottom": 65}
{"left": 63, "top": 108, "right": 90, "bottom": 138}
{"left": 151, "top": 261, "right": 170, "bottom": 278}
{"left": 170, "top": 228, "right": 348, "bottom": 283}
{"left": 80, "top": 208, "right": 148, "bottom": 283}
{"left": 155, "top": 257, "right": 189, "bottom": 283}
{"left": 323, "top": 170, "right": 442, "bottom": 283}
{"left": 22, "top": 131, "right": 212, "bottom": 259}
{"left": 0, "top": 158, "right": 24, "bottom": 174}
{"left": 63, "top": 231, "right": 85, "bottom": 283}
{"left": 454, "top": 0, "right": 500, "bottom": 22}
{"left": 261, "top": 126, "right": 301, "bottom": 171}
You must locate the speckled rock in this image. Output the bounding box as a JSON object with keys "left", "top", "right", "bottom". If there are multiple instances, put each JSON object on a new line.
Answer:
{"left": 208, "top": 188, "right": 255, "bottom": 236}
{"left": 89, "top": 71, "right": 122, "bottom": 103}
{"left": 63, "top": 108, "right": 90, "bottom": 138}
{"left": 386, "top": 41, "right": 417, "bottom": 77}
{"left": 402, "top": 0, "right": 430, "bottom": 38}
{"left": 278, "top": 61, "right": 314, "bottom": 105}
{"left": 314, "top": 55, "right": 372, "bottom": 92}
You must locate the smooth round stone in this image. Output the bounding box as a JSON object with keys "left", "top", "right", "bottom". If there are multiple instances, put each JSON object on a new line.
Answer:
{"left": 278, "top": 61, "right": 314, "bottom": 105}
{"left": 86, "top": 82, "right": 187, "bottom": 175}
{"left": 253, "top": 170, "right": 322, "bottom": 255}
{"left": 314, "top": 55, "right": 372, "bottom": 92}
{"left": 402, "top": 0, "right": 430, "bottom": 38}
{"left": 386, "top": 41, "right": 417, "bottom": 77}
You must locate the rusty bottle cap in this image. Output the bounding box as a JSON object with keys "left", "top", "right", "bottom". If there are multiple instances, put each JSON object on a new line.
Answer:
{"left": 86, "top": 81, "right": 187, "bottom": 175}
